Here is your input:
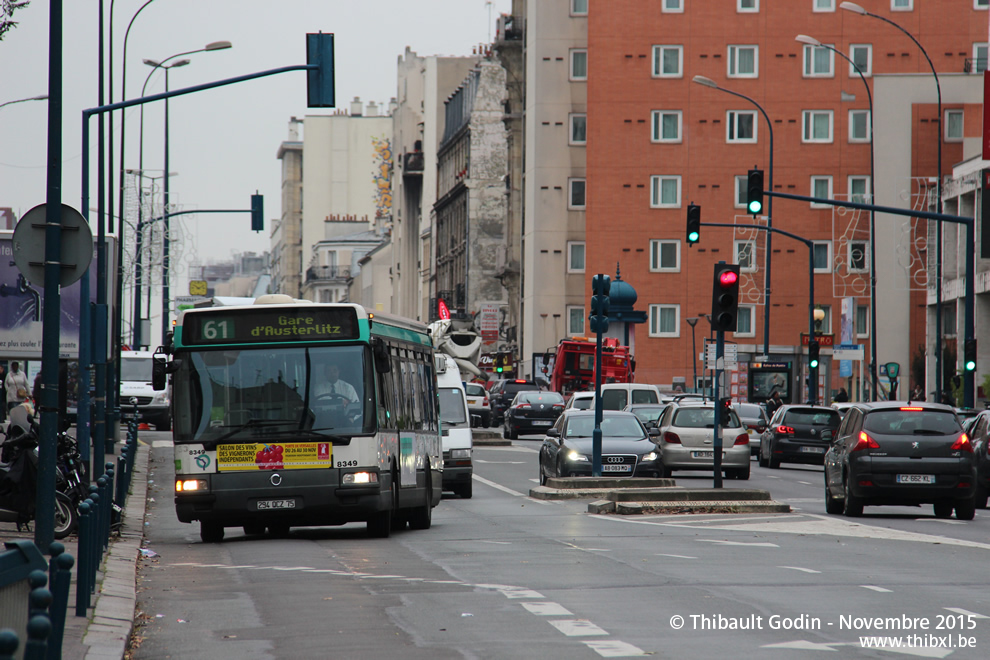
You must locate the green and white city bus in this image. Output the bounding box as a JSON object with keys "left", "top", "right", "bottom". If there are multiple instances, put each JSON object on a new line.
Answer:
{"left": 154, "top": 294, "right": 442, "bottom": 542}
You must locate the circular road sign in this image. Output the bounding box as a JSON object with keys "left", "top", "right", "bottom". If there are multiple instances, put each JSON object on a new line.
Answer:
{"left": 12, "top": 203, "right": 93, "bottom": 287}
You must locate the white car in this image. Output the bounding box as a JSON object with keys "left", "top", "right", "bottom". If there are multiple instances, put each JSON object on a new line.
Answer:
{"left": 654, "top": 401, "right": 751, "bottom": 480}
{"left": 565, "top": 391, "right": 595, "bottom": 410}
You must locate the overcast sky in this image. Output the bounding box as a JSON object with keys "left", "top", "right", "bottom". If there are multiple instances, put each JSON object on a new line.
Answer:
{"left": 0, "top": 0, "right": 511, "bottom": 275}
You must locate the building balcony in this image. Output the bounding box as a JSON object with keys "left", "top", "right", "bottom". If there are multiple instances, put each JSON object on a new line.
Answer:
{"left": 306, "top": 265, "right": 351, "bottom": 284}
{"left": 964, "top": 58, "right": 987, "bottom": 73}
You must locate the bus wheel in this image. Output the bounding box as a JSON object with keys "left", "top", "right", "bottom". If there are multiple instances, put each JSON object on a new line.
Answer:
{"left": 367, "top": 508, "right": 392, "bottom": 538}
{"left": 408, "top": 472, "right": 433, "bottom": 530}
{"left": 200, "top": 521, "right": 224, "bottom": 543}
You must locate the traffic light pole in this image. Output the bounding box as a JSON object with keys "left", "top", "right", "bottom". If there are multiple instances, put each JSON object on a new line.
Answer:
{"left": 713, "top": 326, "right": 724, "bottom": 489}
{"left": 703, "top": 222, "right": 818, "bottom": 405}
{"left": 590, "top": 274, "right": 611, "bottom": 477}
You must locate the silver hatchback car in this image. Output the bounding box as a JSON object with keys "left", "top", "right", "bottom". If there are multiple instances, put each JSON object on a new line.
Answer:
{"left": 655, "top": 401, "right": 751, "bottom": 480}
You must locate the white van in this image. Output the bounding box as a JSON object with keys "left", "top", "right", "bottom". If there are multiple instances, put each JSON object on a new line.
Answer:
{"left": 435, "top": 354, "right": 473, "bottom": 498}
{"left": 120, "top": 350, "right": 171, "bottom": 430}
{"left": 599, "top": 383, "right": 661, "bottom": 410}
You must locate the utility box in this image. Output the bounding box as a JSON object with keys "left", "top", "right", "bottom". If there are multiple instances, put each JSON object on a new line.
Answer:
{"left": 0, "top": 540, "right": 48, "bottom": 659}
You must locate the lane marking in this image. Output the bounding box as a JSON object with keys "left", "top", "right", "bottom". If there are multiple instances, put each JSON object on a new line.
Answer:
{"left": 944, "top": 607, "right": 989, "bottom": 618}
{"left": 797, "top": 481, "right": 812, "bottom": 485}
{"left": 522, "top": 602, "right": 573, "bottom": 616}
{"left": 583, "top": 640, "right": 648, "bottom": 657}
{"left": 778, "top": 566, "right": 821, "bottom": 574}
{"left": 655, "top": 554, "right": 697, "bottom": 559}
{"left": 151, "top": 440, "right": 174, "bottom": 448}
{"left": 471, "top": 474, "right": 526, "bottom": 497}
{"left": 696, "top": 539, "right": 779, "bottom": 547}
{"left": 549, "top": 620, "right": 609, "bottom": 637}
{"left": 474, "top": 459, "right": 526, "bottom": 464}
{"left": 914, "top": 519, "right": 966, "bottom": 525}
{"left": 860, "top": 585, "right": 893, "bottom": 592}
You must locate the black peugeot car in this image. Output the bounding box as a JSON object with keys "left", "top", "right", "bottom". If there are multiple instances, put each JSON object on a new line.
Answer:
{"left": 503, "top": 391, "right": 565, "bottom": 439}
{"left": 759, "top": 405, "right": 841, "bottom": 468}
{"left": 824, "top": 402, "right": 977, "bottom": 519}
{"left": 962, "top": 408, "right": 990, "bottom": 508}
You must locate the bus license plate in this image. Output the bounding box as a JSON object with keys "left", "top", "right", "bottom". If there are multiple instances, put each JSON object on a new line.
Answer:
{"left": 602, "top": 464, "right": 630, "bottom": 472}
{"left": 896, "top": 474, "right": 935, "bottom": 484}
{"left": 257, "top": 499, "right": 296, "bottom": 510}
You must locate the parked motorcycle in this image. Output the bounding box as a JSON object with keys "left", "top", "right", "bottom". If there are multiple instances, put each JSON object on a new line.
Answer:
{"left": 0, "top": 404, "right": 78, "bottom": 538}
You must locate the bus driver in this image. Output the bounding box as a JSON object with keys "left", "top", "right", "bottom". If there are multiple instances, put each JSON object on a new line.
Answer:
{"left": 315, "top": 363, "right": 359, "bottom": 403}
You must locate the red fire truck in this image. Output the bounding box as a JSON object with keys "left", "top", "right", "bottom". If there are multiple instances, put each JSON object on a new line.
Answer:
{"left": 545, "top": 338, "right": 633, "bottom": 397}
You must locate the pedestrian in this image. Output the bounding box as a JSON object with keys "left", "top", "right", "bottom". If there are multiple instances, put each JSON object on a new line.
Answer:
{"left": 4, "top": 361, "right": 29, "bottom": 413}
{"left": 833, "top": 387, "right": 849, "bottom": 403}
{"left": 32, "top": 371, "right": 43, "bottom": 403}
{"left": 910, "top": 384, "right": 924, "bottom": 401}
{"left": 0, "top": 364, "right": 6, "bottom": 423}
{"left": 765, "top": 390, "right": 783, "bottom": 419}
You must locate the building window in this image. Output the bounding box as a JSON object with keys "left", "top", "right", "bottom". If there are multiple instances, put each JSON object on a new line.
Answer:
{"left": 848, "top": 175, "right": 870, "bottom": 203}
{"left": 567, "top": 241, "right": 586, "bottom": 272}
{"left": 803, "top": 44, "right": 834, "bottom": 77}
{"left": 570, "top": 49, "right": 588, "bottom": 81}
{"left": 567, "top": 305, "right": 586, "bottom": 335}
{"left": 849, "top": 44, "right": 872, "bottom": 76}
{"left": 728, "top": 45, "right": 758, "bottom": 77}
{"left": 891, "top": 0, "right": 912, "bottom": 9}
{"left": 802, "top": 110, "right": 833, "bottom": 143}
{"left": 856, "top": 304, "right": 870, "bottom": 338}
{"left": 813, "top": 241, "right": 832, "bottom": 273}
{"left": 735, "top": 175, "right": 747, "bottom": 208}
{"left": 652, "top": 45, "right": 683, "bottom": 77}
{"left": 848, "top": 109, "right": 871, "bottom": 142}
{"left": 848, "top": 241, "right": 869, "bottom": 272}
{"left": 814, "top": 0, "right": 835, "bottom": 11}
{"left": 735, "top": 306, "right": 755, "bottom": 337}
{"left": 726, "top": 110, "right": 757, "bottom": 143}
{"left": 651, "top": 110, "right": 682, "bottom": 142}
{"left": 945, "top": 109, "right": 964, "bottom": 141}
{"left": 810, "top": 176, "right": 833, "bottom": 208}
{"left": 571, "top": 0, "right": 589, "bottom": 15}
{"left": 569, "top": 114, "right": 587, "bottom": 145}
{"left": 662, "top": 0, "right": 683, "bottom": 13}
{"left": 649, "top": 304, "right": 680, "bottom": 337}
{"left": 735, "top": 240, "right": 756, "bottom": 272}
{"left": 568, "top": 178, "right": 586, "bottom": 209}
{"left": 975, "top": 43, "right": 989, "bottom": 73}
{"left": 650, "top": 239, "right": 680, "bottom": 272}
{"left": 738, "top": 0, "right": 758, "bottom": 12}
{"left": 650, "top": 175, "right": 681, "bottom": 208}
{"left": 978, "top": 0, "right": 990, "bottom": 9}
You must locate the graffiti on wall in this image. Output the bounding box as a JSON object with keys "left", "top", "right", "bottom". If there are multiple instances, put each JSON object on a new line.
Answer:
{"left": 371, "top": 135, "right": 392, "bottom": 221}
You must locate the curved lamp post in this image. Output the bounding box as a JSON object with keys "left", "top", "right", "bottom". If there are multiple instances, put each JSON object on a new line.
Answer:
{"left": 839, "top": 1, "right": 944, "bottom": 401}
{"left": 692, "top": 75, "right": 775, "bottom": 362}
{"left": 0, "top": 94, "right": 48, "bottom": 109}
{"left": 795, "top": 35, "right": 878, "bottom": 402}
{"left": 686, "top": 317, "right": 700, "bottom": 393}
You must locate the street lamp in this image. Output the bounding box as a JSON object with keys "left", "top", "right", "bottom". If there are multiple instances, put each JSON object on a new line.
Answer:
{"left": 686, "top": 317, "right": 700, "bottom": 393}
{"left": 0, "top": 94, "right": 48, "bottom": 109}
{"left": 839, "top": 1, "right": 945, "bottom": 403}
{"left": 144, "top": 58, "right": 190, "bottom": 344}
{"left": 692, "top": 75, "right": 775, "bottom": 362}
{"left": 795, "top": 34, "right": 878, "bottom": 402}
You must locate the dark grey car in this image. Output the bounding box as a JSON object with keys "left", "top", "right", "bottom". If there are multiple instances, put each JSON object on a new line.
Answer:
{"left": 823, "top": 402, "right": 977, "bottom": 519}
{"left": 539, "top": 410, "right": 661, "bottom": 482}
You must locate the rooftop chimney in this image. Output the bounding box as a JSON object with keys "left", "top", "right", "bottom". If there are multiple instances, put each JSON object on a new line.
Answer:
{"left": 350, "top": 96, "right": 363, "bottom": 116}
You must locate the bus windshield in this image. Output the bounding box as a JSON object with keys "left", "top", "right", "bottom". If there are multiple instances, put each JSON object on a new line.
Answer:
{"left": 172, "top": 344, "right": 374, "bottom": 443}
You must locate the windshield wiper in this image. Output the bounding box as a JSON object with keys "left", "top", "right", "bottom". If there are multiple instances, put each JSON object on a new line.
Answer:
{"left": 209, "top": 418, "right": 299, "bottom": 444}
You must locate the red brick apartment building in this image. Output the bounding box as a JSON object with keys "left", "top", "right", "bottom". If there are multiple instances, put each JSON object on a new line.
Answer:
{"left": 585, "top": 0, "right": 987, "bottom": 400}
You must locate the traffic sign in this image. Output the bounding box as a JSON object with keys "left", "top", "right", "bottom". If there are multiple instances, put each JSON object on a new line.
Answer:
{"left": 706, "top": 343, "right": 737, "bottom": 369}
{"left": 833, "top": 343, "right": 864, "bottom": 361}
{"left": 12, "top": 203, "right": 93, "bottom": 287}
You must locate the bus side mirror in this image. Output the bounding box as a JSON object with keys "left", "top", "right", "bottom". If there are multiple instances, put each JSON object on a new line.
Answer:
{"left": 373, "top": 338, "right": 391, "bottom": 374}
{"left": 152, "top": 357, "right": 167, "bottom": 391}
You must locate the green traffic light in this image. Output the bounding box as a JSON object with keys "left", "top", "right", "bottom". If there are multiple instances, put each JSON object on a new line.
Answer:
{"left": 965, "top": 360, "right": 976, "bottom": 372}
{"left": 747, "top": 200, "right": 762, "bottom": 214}
{"left": 688, "top": 231, "right": 699, "bottom": 242}
{"left": 496, "top": 366, "right": 503, "bottom": 373}
{"left": 810, "top": 359, "right": 819, "bottom": 369}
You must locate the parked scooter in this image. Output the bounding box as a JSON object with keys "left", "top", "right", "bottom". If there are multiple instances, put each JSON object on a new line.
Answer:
{"left": 0, "top": 403, "right": 78, "bottom": 538}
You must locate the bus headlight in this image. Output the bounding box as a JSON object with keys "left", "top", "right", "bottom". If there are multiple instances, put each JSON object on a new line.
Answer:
{"left": 175, "top": 479, "right": 208, "bottom": 493}
{"left": 342, "top": 471, "right": 379, "bottom": 485}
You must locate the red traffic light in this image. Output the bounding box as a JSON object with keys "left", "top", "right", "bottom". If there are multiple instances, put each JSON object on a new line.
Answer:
{"left": 718, "top": 270, "right": 739, "bottom": 287}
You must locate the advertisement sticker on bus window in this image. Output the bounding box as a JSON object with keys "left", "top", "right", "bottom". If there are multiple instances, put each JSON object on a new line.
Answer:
{"left": 216, "top": 442, "right": 333, "bottom": 472}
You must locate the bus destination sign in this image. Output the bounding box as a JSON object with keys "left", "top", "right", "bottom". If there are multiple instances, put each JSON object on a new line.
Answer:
{"left": 183, "top": 307, "right": 359, "bottom": 345}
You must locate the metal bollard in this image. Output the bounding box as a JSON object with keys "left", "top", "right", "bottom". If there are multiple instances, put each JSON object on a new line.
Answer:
{"left": 114, "top": 455, "right": 127, "bottom": 524}
{"left": 103, "top": 465, "right": 115, "bottom": 543}
{"left": 0, "top": 629, "right": 18, "bottom": 660}
{"left": 46, "top": 553, "right": 73, "bottom": 660}
{"left": 96, "top": 477, "right": 108, "bottom": 553}
{"left": 86, "top": 490, "right": 100, "bottom": 592}
{"left": 46, "top": 543, "right": 64, "bottom": 593}
{"left": 27, "top": 585, "right": 51, "bottom": 623}
{"left": 23, "top": 615, "right": 50, "bottom": 660}
{"left": 75, "top": 501, "right": 92, "bottom": 616}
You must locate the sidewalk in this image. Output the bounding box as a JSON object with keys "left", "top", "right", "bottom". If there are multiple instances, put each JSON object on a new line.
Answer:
{"left": 57, "top": 440, "right": 149, "bottom": 660}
